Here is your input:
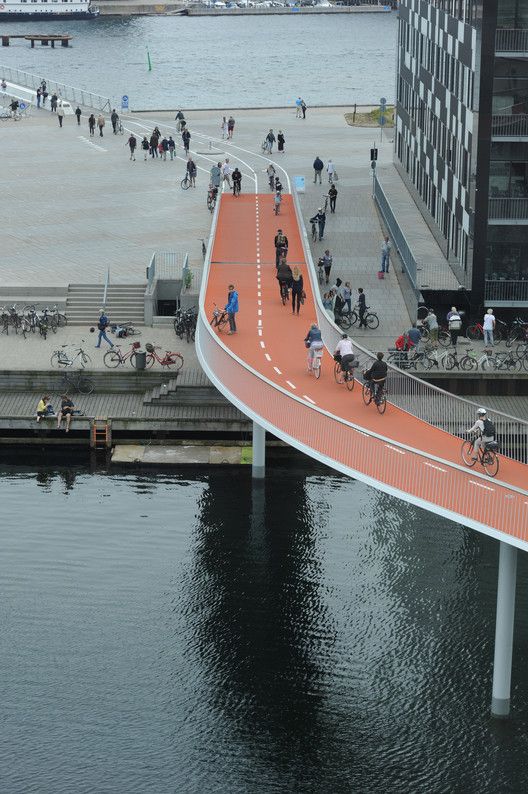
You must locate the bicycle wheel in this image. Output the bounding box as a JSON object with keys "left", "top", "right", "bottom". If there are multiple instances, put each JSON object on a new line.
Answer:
{"left": 79, "top": 352, "right": 92, "bottom": 369}
{"left": 461, "top": 440, "right": 477, "bottom": 467}
{"left": 334, "top": 361, "right": 345, "bottom": 384}
{"left": 444, "top": 354, "right": 457, "bottom": 371}
{"left": 376, "top": 393, "right": 387, "bottom": 414}
{"left": 460, "top": 356, "right": 477, "bottom": 371}
{"left": 104, "top": 349, "right": 122, "bottom": 368}
{"left": 56, "top": 313, "right": 67, "bottom": 328}
{"left": 438, "top": 331, "right": 451, "bottom": 348}
{"left": 466, "top": 325, "right": 481, "bottom": 341}
{"left": 217, "top": 315, "right": 229, "bottom": 332}
{"left": 77, "top": 376, "right": 94, "bottom": 395}
{"left": 421, "top": 355, "right": 435, "bottom": 371}
{"left": 521, "top": 354, "right": 528, "bottom": 372}
{"left": 174, "top": 319, "right": 185, "bottom": 338}
{"left": 345, "top": 373, "right": 355, "bottom": 392}
{"left": 181, "top": 177, "right": 190, "bottom": 190}
{"left": 362, "top": 382, "right": 373, "bottom": 405}
{"left": 313, "top": 355, "right": 322, "bottom": 379}
{"left": 164, "top": 353, "right": 184, "bottom": 371}
{"left": 483, "top": 450, "right": 499, "bottom": 478}
{"left": 49, "top": 317, "right": 58, "bottom": 334}
{"left": 515, "top": 342, "right": 528, "bottom": 359}
{"left": 50, "top": 351, "right": 69, "bottom": 368}
{"left": 145, "top": 354, "right": 156, "bottom": 368}
{"left": 366, "top": 312, "right": 379, "bottom": 330}
{"left": 339, "top": 314, "right": 351, "bottom": 330}
{"left": 22, "top": 304, "right": 36, "bottom": 315}
{"left": 39, "top": 325, "right": 47, "bottom": 340}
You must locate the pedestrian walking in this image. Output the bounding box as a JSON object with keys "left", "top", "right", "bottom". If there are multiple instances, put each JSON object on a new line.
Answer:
{"left": 483, "top": 308, "right": 495, "bottom": 347}
{"left": 357, "top": 288, "right": 367, "bottom": 328}
{"left": 274, "top": 229, "right": 288, "bottom": 269}
{"left": 50, "top": 93, "right": 58, "bottom": 112}
{"left": 343, "top": 281, "right": 352, "bottom": 313}
{"left": 36, "top": 87, "right": 42, "bottom": 109}
{"left": 222, "top": 158, "right": 232, "bottom": 188}
{"left": 127, "top": 134, "right": 137, "bottom": 160}
{"left": 161, "top": 136, "right": 169, "bottom": 161}
{"left": 320, "top": 249, "right": 332, "bottom": 283}
{"left": 447, "top": 307, "right": 462, "bottom": 347}
{"left": 187, "top": 156, "right": 197, "bottom": 187}
{"left": 301, "top": 99, "right": 307, "bottom": 119}
{"left": 327, "top": 159, "right": 336, "bottom": 182}
{"left": 328, "top": 183, "right": 338, "bottom": 213}
{"left": 277, "top": 130, "right": 285, "bottom": 153}
{"left": 88, "top": 114, "right": 96, "bottom": 137}
{"left": 168, "top": 136, "right": 176, "bottom": 160}
{"left": 141, "top": 136, "right": 149, "bottom": 160}
{"left": 310, "top": 208, "right": 326, "bottom": 241}
{"left": 380, "top": 235, "right": 391, "bottom": 273}
{"left": 291, "top": 266, "right": 304, "bottom": 315}
{"left": 211, "top": 162, "right": 222, "bottom": 189}
{"left": 57, "top": 103, "right": 65, "bottom": 127}
{"left": 97, "top": 114, "right": 105, "bottom": 137}
{"left": 313, "top": 156, "right": 324, "bottom": 184}
{"left": 111, "top": 108, "right": 119, "bottom": 134}
{"left": 94, "top": 310, "right": 114, "bottom": 349}
{"left": 175, "top": 110, "right": 185, "bottom": 132}
{"left": 221, "top": 116, "right": 228, "bottom": 140}
{"left": 225, "top": 284, "right": 239, "bottom": 335}
{"left": 150, "top": 132, "right": 159, "bottom": 158}
{"left": 295, "top": 97, "right": 302, "bottom": 118}
{"left": 158, "top": 141, "right": 164, "bottom": 158}
{"left": 265, "top": 129, "right": 276, "bottom": 153}
{"left": 182, "top": 127, "right": 191, "bottom": 155}
{"left": 227, "top": 115, "right": 235, "bottom": 139}
{"left": 266, "top": 163, "right": 276, "bottom": 190}
{"left": 75, "top": 106, "right": 81, "bottom": 126}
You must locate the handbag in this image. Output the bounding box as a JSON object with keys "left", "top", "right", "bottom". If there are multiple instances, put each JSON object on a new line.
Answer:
{"left": 300, "top": 290, "right": 306, "bottom": 304}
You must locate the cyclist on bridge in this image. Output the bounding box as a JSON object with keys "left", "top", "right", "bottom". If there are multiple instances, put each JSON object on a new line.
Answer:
{"left": 304, "top": 323, "right": 324, "bottom": 373}
{"left": 363, "top": 352, "right": 388, "bottom": 403}
{"left": 467, "top": 408, "right": 496, "bottom": 460}
{"left": 334, "top": 334, "right": 357, "bottom": 376}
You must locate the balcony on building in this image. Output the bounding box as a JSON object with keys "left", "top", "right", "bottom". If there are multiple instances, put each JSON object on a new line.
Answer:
{"left": 495, "top": 28, "right": 528, "bottom": 57}
{"left": 488, "top": 197, "right": 528, "bottom": 224}
{"left": 484, "top": 279, "right": 528, "bottom": 306}
{"left": 492, "top": 113, "right": 528, "bottom": 141}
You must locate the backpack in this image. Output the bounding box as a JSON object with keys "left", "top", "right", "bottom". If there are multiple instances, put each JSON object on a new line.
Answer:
{"left": 483, "top": 418, "right": 495, "bottom": 437}
{"left": 448, "top": 313, "right": 462, "bottom": 330}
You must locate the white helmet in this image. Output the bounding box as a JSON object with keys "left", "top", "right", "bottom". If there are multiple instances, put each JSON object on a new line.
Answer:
{"left": 477, "top": 408, "right": 487, "bottom": 415}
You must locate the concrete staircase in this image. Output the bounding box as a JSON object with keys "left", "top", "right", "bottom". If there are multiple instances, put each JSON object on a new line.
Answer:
{"left": 66, "top": 283, "right": 146, "bottom": 325}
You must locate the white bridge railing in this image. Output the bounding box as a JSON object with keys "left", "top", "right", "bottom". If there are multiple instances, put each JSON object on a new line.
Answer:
{"left": 0, "top": 64, "right": 111, "bottom": 112}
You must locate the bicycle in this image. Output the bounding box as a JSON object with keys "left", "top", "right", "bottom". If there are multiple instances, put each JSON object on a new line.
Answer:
{"left": 340, "top": 305, "right": 379, "bottom": 330}
{"left": 505, "top": 317, "right": 528, "bottom": 348}
{"left": 333, "top": 356, "right": 355, "bottom": 391}
{"left": 144, "top": 343, "right": 184, "bottom": 370}
{"left": 110, "top": 322, "right": 141, "bottom": 338}
{"left": 466, "top": 319, "right": 505, "bottom": 345}
{"left": 198, "top": 238, "right": 207, "bottom": 260}
{"left": 461, "top": 437, "right": 499, "bottom": 477}
{"left": 174, "top": 307, "right": 197, "bottom": 342}
{"left": 310, "top": 347, "right": 324, "bottom": 379}
{"left": 362, "top": 379, "right": 387, "bottom": 414}
{"left": 322, "top": 194, "right": 329, "bottom": 213}
{"left": 311, "top": 221, "right": 317, "bottom": 243}
{"left": 233, "top": 179, "right": 241, "bottom": 198}
{"left": 116, "top": 119, "right": 124, "bottom": 135}
{"left": 181, "top": 173, "right": 191, "bottom": 190}
{"left": 280, "top": 281, "right": 289, "bottom": 306}
{"left": 60, "top": 370, "right": 94, "bottom": 395}
{"left": 50, "top": 343, "right": 92, "bottom": 369}
{"left": 207, "top": 185, "right": 218, "bottom": 212}
{"left": 103, "top": 341, "right": 141, "bottom": 368}
{"left": 210, "top": 304, "right": 229, "bottom": 331}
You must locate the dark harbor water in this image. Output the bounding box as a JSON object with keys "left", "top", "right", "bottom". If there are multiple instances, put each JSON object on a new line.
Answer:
{"left": 2, "top": 462, "right": 528, "bottom": 793}
{"left": 0, "top": 13, "right": 397, "bottom": 108}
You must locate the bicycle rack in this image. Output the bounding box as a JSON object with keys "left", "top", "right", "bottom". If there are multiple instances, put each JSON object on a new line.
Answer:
{"left": 90, "top": 417, "right": 112, "bottom": 450}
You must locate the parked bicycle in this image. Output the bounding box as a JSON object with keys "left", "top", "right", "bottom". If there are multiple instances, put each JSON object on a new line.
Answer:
{"left": 340, "top": 304, "right": 379, "bottom": 330}
{"left": 505, "top": 317, "right": 528, "bottom": 348}
{"left": 50, "top": 343, "right": 92, "bottom": 369}
{"left": 461, "top": 436, "right": 499, "bottom": 477}
{"left": 144, "top": 343, "right": 184, "bottom": 370}
{"left": 103, "top": 341, "right": 142, "bottom": 368}
{"left": 110, "top": 322, "right": 141, "bottom": 338}
{"left": 466, "top": 318, "right": 506, "bottom": 344}
{"left": 60, "top": 370, "right": 94, "bottom": 395}
{"left": 207, "top": 184, "right": 218, "bottom": 212}
{"left": 174, "top": 307, "right": 197, "bottom": 342}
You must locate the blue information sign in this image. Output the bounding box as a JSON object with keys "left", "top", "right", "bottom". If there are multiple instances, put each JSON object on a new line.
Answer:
{"left": 121, "top": 94, "right": 129, "bottom": 110}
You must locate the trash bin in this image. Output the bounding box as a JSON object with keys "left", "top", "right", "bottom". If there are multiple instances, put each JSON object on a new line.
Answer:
{"left": 134, "top": 350, "right": 146, "bottom": 370}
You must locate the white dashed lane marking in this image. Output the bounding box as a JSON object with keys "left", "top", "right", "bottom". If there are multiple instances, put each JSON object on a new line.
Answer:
{"left": 286, "top": 381, "right": 296, "bottom": 390}
{"left": 274, "top": 366, "right": 282, "bottom": 375}
{"left": 260, "top": 341, "right": 265, "bottom": 348}
{"left": 303, "top": 395, "right": 316, "bottom": 405}
{"left": 469, "top": 480, "right": 495, "bottom": 492}
{"left": 424, "top": 461, "right": 447, "bottom": 473}
{"left": 265, "top": 353, "right": 271, "bottom": 361}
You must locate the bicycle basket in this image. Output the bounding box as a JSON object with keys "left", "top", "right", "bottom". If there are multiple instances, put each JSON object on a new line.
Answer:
{"left": 485, "top": 441, "right": 499, "bottom": 452}
{"left": 145, "top": 343, "right": 155, "bottom": 353}
{"left": 132, "top": 341, "right": 141, "bottom": 350}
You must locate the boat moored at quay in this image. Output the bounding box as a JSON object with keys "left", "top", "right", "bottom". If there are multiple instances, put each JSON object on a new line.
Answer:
{"left": 0, "top": 0, "right": 99, "bottom": 19}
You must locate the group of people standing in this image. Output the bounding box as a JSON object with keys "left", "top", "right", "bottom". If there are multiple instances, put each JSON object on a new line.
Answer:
{"left": 274, "top": 229, "right": 305, "bottom": 315}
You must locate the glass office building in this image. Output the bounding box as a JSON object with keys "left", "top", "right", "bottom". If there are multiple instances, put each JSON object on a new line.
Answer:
{"left": 396, "top": 0, "right": 528, "bottom": 309}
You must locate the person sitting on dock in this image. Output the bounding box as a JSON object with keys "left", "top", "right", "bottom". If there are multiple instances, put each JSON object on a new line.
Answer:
{"left": 57, "top": 394, "right": 74, "bottom": 433}
{"left": 36, "top": 395, "right": 53, "bottom": 423}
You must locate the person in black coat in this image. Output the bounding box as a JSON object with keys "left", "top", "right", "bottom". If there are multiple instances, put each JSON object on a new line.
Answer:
{"left": 276, "top": 261, "right": 293, "bottom": 298}
{"left": 277, "top": 131, "right": 285, "bottom": 152}
{"left": 291, "top": 267, "right": 304, "bottom": 315}
{"left": 182, "top": 128, "right": 191, "bottom": 154}
{"left": 274, "top": 229, "right": 288, "bottom": 269}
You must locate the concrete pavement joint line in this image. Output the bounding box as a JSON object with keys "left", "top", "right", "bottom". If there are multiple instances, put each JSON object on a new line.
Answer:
{"left": 274, "top": 366, "right": 282, "bottom": 375}
{"left": 286, "top": 380, "right": 297, "bottom": 390}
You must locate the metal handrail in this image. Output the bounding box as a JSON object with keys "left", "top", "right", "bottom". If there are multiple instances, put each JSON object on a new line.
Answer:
{"left": 290, "top": 187, "right": 528, "bottom": 464}
{"left": 0, "top": 64, "right": 111, "bottom": 112}
{"left": 485, "top": 279, "right": 528, "bottom": 303}
{"left": 373, "top": 174, "right": 418, "bottom": 289}
{"left": 489, "top": 197, "right": 528, "bottom": 221}
{"left": 495, "top": 28, "right": 528, "bottom": 53}
{"left": 492, "top": 114, "right": 528, "bottom": 137}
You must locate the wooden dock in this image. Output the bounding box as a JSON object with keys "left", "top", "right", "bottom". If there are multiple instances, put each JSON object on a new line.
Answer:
{"left": 0, "top": 34, "right": 72, "bottom": 48}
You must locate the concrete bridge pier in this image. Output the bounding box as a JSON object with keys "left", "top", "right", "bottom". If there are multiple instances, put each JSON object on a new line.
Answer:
{"left": 491, "top": 541, "right": 518, "bottom": 718}
{"left": 252, "top": 421, "right": 265, "bottom": 479}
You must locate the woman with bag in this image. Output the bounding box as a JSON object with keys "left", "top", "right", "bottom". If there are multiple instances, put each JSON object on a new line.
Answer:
{"left": 291, "top": 266, "right": 304, "bottom": 315}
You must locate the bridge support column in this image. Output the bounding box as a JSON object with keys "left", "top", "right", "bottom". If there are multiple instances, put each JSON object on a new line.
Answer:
{"left": 252, "top": 421, "right": 265, "bottom": 479}
{"left": 491, "top": 541, "right": 517, "bottom": 718}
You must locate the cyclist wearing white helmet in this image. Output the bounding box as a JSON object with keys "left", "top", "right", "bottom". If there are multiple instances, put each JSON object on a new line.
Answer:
{"left": 467, "top": 408, "right": 496, "bottom": 460}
